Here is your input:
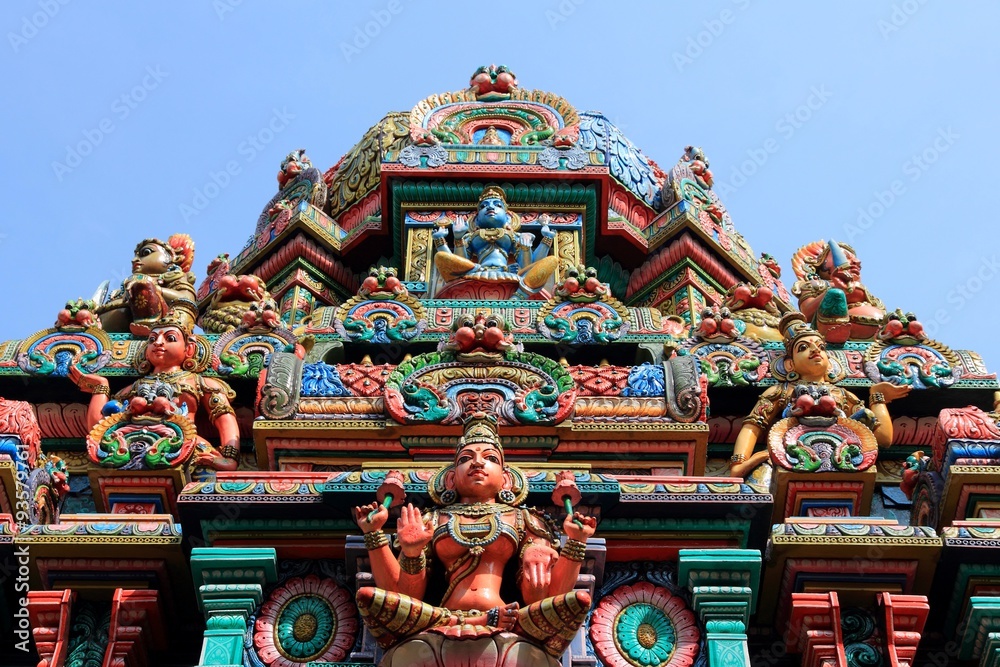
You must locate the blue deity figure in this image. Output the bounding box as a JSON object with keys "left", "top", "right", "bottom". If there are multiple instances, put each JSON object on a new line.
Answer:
{"left": 432, "top": 185, "right": 559, "bottom": 297}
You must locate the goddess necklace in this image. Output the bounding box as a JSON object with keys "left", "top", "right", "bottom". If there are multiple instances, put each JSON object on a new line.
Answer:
{"left": 477, "top": 227, "right": 508, "bottom": 243}
{"left": 446, "top": 512, "right": 501, "bottom": 556}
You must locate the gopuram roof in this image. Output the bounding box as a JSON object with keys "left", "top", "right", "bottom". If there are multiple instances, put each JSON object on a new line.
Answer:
{"left": 0, "top": 66, "right": 998, "bottom": 667}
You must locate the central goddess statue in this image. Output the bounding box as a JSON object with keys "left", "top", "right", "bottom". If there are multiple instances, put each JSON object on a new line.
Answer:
{"left": 432, "top": 185, "right": 560, "bottom": 298}
{"left": 354, "top": 413, "right": 595, "bottom": 666}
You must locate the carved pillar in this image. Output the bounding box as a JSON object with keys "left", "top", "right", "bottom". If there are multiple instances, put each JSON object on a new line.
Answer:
{"left": 786, "top": 592, "right": 845, "bottom": 667}
{"left": 877, "top": 592, "right": 928, "bottom": 667}
{"left": 678, "top": 548, "right": 761, "bottom": 667}
{"left": 27, "top": 590, "right": 74, "bottom": 667}
{"left": 190, "top": 547, "right": 277, "bottom": 667}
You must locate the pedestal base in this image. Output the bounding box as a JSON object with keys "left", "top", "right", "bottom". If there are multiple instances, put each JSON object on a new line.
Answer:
{"left": 380, "top": 632, "right": 561, "bottom": 667}
{"left": 770, "top": 467, "right": 877, "bottom": 523}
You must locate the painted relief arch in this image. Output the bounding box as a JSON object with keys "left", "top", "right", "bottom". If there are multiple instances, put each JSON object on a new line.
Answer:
{"left": 421, "top": 101, "right": 567, "bottom": 146}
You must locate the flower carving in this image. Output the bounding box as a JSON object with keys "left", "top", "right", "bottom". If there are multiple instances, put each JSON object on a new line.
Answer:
{"left": 253, "top": 575, "right": 357, "bottom": 666}
{"left": 590, "top": 582, "right": 700, "bottom": 667}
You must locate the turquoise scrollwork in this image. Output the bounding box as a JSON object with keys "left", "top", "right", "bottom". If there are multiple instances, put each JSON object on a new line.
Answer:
{"left": 212, "top": 330, "right": 296, "bottom": 378}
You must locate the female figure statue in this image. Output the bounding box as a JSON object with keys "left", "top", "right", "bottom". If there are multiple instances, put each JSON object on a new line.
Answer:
{"left": 70, "top": 311, "right": 240, "bottom": 471}
{"left": 728, "top": 312, "right": 910, "bottom": 478}
{"left": 354, "top": 413, "right": 595, "bottom": 665}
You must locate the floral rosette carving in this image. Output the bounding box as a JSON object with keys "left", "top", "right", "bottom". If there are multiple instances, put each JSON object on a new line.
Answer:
{"left": 253, "top": 575, "right": 357, "bottom": 667}
{"left": 16, "top": 326, "right": 111, "bottom": 377}
{"left": 538, "top": 266, "right": 630, "bottom": 344}
{"left": 864, "top": 315, "right": 961, "bottom": 389}
{"left": 333, "top": 266, "right": 426, "bottom": 344}
{"left": 590, "top": 582, "right": 700, "bottom": 667}
{"left": 384, "top": 325, "right": 576, "bottom": 426}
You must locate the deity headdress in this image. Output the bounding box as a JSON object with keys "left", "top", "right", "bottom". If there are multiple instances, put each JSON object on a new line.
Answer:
{"left": 478, "top": 184, "right": 508, "bottom": 205}
{"left": 779, "top": 312, "right": 819, "bottom": 355}
{"left": 457, "top": 413, "right": 505, "bottom": 461}
{"left": 151, "top": 309, "right": 195, "bottom": 337}
{"left": 772, "top": 312, "right": 843, "bottom": 383}
{"left": 791, "top": 239, "right": 856, "bottom": 281}
{"left": 428, "top": 412, "right": 528, "bottom": 507}
{"left": 135, "top": 234, "right": 196, "bottom": 274}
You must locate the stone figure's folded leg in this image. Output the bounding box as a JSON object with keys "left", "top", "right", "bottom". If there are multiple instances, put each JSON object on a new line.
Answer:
{"left": 513, "top": 590, "right": 592, "bottom": 657}
{"left": 434, "top": 252, "right": 478, "bottom": 282}
{"left": 518, "top": 256, "right": 559, "bottom": 291}
{"left": 356, "top": 587, "right": 451, "bottom": 649}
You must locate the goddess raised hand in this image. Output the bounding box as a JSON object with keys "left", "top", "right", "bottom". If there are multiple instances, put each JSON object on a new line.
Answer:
{"left": 396, "top": 503, "right": 433, "bottom": 557}
{"left": 354, "top": 501, "right": 389, "bottom": 534}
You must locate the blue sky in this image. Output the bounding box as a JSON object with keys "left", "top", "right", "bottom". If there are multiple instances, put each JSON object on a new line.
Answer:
{"left": 2, "top": 1, "right": 998, "bottom": 371}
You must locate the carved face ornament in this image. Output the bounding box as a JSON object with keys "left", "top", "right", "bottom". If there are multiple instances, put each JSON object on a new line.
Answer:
{"left": 476, "top": 197, "right": 510, "bottom": 229}
{"left": 453, "top": 442, "right": 505, "bottom": 502}
{"left": 788, "top": 334, "right": 830, "bottom": 382}
{"left": 132, "top": 242, "right": 174, "bottom": 275}
{"left": 146, "top": 325, "right": 192, "bottom": 371}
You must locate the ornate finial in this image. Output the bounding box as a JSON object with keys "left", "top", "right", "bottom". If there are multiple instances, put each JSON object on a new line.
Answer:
{"left": 469, "top": 65, "right": 518, "bottom": 99}
{"left": 457, "top": 411, "right": 503, "bottom": 459}
{"left": 478, "top": 184, "right": 507, "bottom": 204}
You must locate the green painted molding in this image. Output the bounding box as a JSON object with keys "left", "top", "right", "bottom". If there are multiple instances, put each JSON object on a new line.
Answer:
{"left": 982, "top": 632, "right": 1000, "bottom": 667}
{"left": 945, "top": 563, "right": 1000, "bottom": 634}
{"left": 960, "top": 597, "right": 1000, "bottom": 662}
{"left": 678, "top": 548, "right": 761, "bottom": 611}
{"left": 705, "top": 635, "right": 751, "bottom": 667}
{"left": 190, "top": 547, "right": 278, "bottom": 590}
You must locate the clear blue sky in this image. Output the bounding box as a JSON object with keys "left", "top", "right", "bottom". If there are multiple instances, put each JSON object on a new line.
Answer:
{"left": 2, "top": 1, "right": 998, "bottom": 371}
